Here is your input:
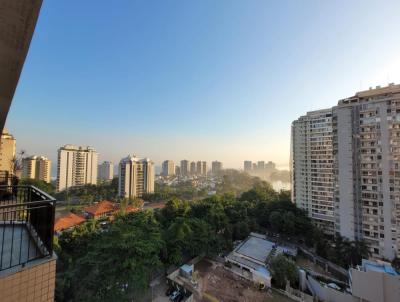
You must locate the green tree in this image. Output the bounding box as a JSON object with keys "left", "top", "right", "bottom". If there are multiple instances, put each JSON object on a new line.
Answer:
{"left": 69, "top": 211, "right": 164, "bottom": 301}
{"left": 269, "top": 254, "right": 298, "bottom": 289}
{"left": 19, "top": 178, "right": 55, "bottom": 195}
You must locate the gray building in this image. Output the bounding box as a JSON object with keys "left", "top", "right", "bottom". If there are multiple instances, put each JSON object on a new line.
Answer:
{"left": 180, "top": 160, "right": 189, "bottom": 176}
{"left": 211, "top": 161, "right": 223, "bottom": 175}
{"left": 291, "top": 84, "right": 400, "bottom": 259}
{"left": 162, "top": 160, "right": 175, "bottom": 176}
{"left": 291, "top": 109, "right": 335, "bottom": 235}
{"left": 244, "top": 161, "right": 252, "bottom": 172}
{"left": 98, "top": 161, "right": 114, "bottom": 181}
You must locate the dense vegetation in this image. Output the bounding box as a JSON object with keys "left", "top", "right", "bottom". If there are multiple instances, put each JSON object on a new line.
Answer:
{"left": 54, "top": 179, "right": 371, "bottom": 301}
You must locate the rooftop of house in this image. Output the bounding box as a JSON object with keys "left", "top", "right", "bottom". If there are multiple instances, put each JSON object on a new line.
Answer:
{"left": 235, "top": 233, "right": 275, "bottom": 264}
{"left": 54, "top": 212, "right": 86, "bottom": 232}
{"left": 83, "top": 200, "right": 117, "bottom": 216}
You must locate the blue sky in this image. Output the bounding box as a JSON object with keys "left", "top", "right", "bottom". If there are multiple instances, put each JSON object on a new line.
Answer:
{"left": 6, "top": 0, "right": 400, "bottom": 171}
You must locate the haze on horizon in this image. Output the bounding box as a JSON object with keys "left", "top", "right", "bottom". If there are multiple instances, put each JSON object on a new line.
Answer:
{"left": 5, "top": 0, "right": 400, "bottom": 171}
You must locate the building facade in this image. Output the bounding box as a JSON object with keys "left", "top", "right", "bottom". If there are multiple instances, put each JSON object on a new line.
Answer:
{"left": 56, "top": 145, "right": 98, "bottom": 192}
{"left": 334, "top": 84, "right": 400, "bottom": 259}
{"left": 22, "top": 155, "right": 51, "bottom": 183}
{"left": 190, "top": 161, "right": 196, "bottom": 175}
{"left": 211, "top": 161, "right": 223, "bottom": 174}
{"left": 291, "top": 84, "right": 400, "bottom": 259}
{"left": 196, "top": 161, "right": 207, "bottom": 176}
{"left": 0, "top": 129, "right": 16, "bottom": 174}
{"left": 98, "top": 161, "right": 114, "bottom": 181}
{"left": 291, "top": 109, "right": 335, "bottom": 234}
{"left": 118, "top": 155, "right": 154, "bottom": 198}
{"left": 180, "top": 160, "right": 189, "bottom": 176}
{"left": 244, "top": 161, "right": 252, "bottom": 172}
{"left": 162, "top": 160, "right": 175, "bottom": 176}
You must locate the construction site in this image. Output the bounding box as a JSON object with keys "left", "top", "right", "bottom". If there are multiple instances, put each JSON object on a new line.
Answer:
{"left": 166, "top": 257, "right": 294, "bottom": 302}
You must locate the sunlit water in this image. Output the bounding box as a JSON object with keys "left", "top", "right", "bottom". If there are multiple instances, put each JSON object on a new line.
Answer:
{"left": 272, "top": 181, "right": 290, "bottom": 191}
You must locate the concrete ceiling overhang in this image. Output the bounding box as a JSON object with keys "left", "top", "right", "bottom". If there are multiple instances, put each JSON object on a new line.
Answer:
{"left": 0, "top": 0, "right": 43, "bottom": 133}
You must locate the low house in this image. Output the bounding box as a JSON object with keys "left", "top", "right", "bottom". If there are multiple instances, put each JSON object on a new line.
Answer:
{"left": 225, "top": 232, "right": 298, "bottom": 288}
{"left": 83, "top": 200, "right": 117, "bottom": 219}
{"left": 54, "top": 212, "right": 86, "bottom": 233}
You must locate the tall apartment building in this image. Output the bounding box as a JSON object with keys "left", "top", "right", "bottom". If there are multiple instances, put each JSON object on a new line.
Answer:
{"left": 56, "top": 145, "right": 98, "bottom": 191}
{"left": 265, "top": 161, "right": 276, "bottom": 170}
{"left": 257, "top": 161, "right": 265, "bottom": 171}
{"left": 291, "top": 109, "right": 335, "bottom": 234}
{"left": 98, "top": 161, "right": 114, "bottom": 181}
{"left": 190, "top": 161, "right": 196, "bottom": 175}
{"left": 0, "top": 129, "right": 16, "bottom": 173}
{"left": 118, "top": 155, "right": 154, "bottom": 198}
{"left": 292, "top": 83, "right": 400, "bottom": 260}
{"left": 180, "top": 160, "right": 189, "bottom": 176}
{"left": 244, "top": 161, "right": 252, "bottom": 172}
{"left": 162, "top": 160, "right": 175, "bottom": 176}
{"left": 196, "top": 161, "right": 207, "bottom": 176}
{"left": 211, "top": 161, "right": 223, "bottom": 174}
{"left": 22, "top": 155, "right": 51, "bottom": 183}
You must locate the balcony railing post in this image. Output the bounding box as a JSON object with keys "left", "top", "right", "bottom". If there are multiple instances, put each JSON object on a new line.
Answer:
{"left": 0, "top": 173, "right": 56, "bottom": 272}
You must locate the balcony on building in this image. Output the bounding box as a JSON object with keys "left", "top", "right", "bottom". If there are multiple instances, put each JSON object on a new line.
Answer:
{"left": 0, "top": 172, "right": 57, "bottom": 301}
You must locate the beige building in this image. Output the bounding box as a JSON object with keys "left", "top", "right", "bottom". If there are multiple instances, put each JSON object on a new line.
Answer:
{"left": 0, "top": 129, "right": 16, "bottom": 173}
{"left": 22, "top": 155, "right": 51, "bottom": 183}
{"left": 118, "top": 155, "right": 154, "bottom": 198}
{"left": 56, "top": 145, "right": 98, "bottom": 192}
{"left": 98, "top": 161, "right": 114, "bottom": 181}
{"left": 162, "top": 160, "right": 175, "bottom": 176}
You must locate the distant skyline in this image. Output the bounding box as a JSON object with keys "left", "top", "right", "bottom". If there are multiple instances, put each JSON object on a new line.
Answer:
{"left": 5, "top": 0, "right": 400, "bottom": 171}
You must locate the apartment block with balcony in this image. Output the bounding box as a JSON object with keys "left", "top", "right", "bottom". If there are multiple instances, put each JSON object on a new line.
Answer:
{"left": 22, "top": 156, "right": 51, "bottom": 183}
{"left": 98, "top": 161, "right": 114, "bottom": 181}
{"left": 0, "top": 1, "right": 57, "bottom": 301}
{"left": 292, "top": 83, "right": 400, "bottom": 260}
{"left": 162, "top": 160, "right": 175, "bottom": 176}
{"left": 118, "top": 155, "right": 155, "bottom": 199}
{"left": 0, "top": 129, "right": 16, "bottom": 174}
{"left": 56, "top": 145, "right": 98, "bottom": 192}
{"left": 334, "top": 84, "right": 400, "bottom": 259}
{"left": 211, "top": 161, "right": 223, "bottom": 175}
{"left": 291, "top": 109, "right": 335, "bottom": 235}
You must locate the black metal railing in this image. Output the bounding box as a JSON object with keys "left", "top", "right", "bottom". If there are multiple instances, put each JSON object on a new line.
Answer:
{"left": 0, "top": 171, "right": 18, "bottom": 187}
{"left": 0, "top": 182, "right": 56, "bottom": 271}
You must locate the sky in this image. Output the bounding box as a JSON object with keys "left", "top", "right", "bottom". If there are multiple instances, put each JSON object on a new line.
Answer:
{"left": 5, "top": 0, "right": 400, "bottom": 172}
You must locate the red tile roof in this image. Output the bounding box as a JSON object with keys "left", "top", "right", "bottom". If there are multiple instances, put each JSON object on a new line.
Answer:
{"left": 125, "top": 205, "right": 140, "bottom": 213}
{"left": 83, "top": 200, "right": 117, "bottom": 217}
{"left": 148, "top": 202, "right": 166, "bottom": 209}
{"left": 54, "top": 213, "right": 86, "bottom": 232}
